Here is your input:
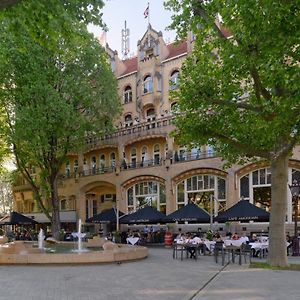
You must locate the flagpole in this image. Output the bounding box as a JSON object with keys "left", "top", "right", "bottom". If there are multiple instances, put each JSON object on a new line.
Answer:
{"left": 148, "top": 2, "right": 150, "bottom": 27}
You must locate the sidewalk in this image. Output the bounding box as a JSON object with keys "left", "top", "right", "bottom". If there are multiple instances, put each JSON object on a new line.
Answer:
{"left": 0, "top": 248, "right": 299, "bottom": 300}
{"left": 192, "top": 256, "right": 300, "bottom": 300}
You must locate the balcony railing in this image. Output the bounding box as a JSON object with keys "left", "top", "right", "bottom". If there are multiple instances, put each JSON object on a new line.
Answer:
{"left": 61, "top": 151, "right": 217, "bottom": 180}
{"left": 84, "top": 115, "right": 175, "bottom": 149}
{"left": 120, "top": 158, "right": 163, "bottom": 171}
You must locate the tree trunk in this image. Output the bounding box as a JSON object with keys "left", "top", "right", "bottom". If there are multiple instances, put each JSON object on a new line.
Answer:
{"left": 50, "top": 177, "right": 61, "bottom": 240}
{"left": 267, "top": 154, "right": 288, "bottom": 267}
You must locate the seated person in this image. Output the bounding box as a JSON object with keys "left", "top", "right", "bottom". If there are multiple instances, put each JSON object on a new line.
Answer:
{"left": 213, "top": 232, "right": 223, "bottom": 242}
{"left": 231, "top": 233, "right": 239, "bottom": 240}
{"left": 191, "top": 234, "right": 202, "bottom": 244}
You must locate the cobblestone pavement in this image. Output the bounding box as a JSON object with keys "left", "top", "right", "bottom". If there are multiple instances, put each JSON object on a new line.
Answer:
{"left": 0, "top": 248, "right": 299, "bottom": 300}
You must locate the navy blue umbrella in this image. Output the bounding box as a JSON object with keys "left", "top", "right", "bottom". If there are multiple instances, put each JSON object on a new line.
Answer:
{"left": 167, "top": 203, "right": 210, "bottom": 223}
{"left": 120, "top": 206, "right": 168, "bottom": 224}
{"left": 86, "top": 208, "right": 124, "bottom": 223}
{"left": 215, "top": 200, "right": 270, "bottom": 222}
{"left": 0, "top": 211, "right": 39, "bottom": 225}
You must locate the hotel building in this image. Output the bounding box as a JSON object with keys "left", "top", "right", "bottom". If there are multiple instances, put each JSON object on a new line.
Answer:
{"left": 12, "top": 25, "right": 300, "bottom": 234}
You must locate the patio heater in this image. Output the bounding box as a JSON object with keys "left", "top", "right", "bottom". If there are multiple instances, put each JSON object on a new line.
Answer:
{"left": 288, "top": 180, "right": 300, "bottom": 256}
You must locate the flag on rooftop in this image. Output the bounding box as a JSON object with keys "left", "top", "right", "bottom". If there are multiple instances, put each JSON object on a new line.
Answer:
{"left": 144, "top": 4, "right": 149, "bottom": 18}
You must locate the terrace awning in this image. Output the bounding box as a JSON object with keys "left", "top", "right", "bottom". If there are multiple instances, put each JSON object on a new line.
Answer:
{"left": 166, "top": 203, "right": 210, "bottom": 223}
{"left": 215, "top": 200, "right": 270, "bottom": 222}
{"left": 120, "top": 206, "right": 169, "bottom": 224}
{"left": 0, "top": 211, "right": 39, "bottom": 225}
{"left": 86, "top": 208, "right": 124, "bottom": 223}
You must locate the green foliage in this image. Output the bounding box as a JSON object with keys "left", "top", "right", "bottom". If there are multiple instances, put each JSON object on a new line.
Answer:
{"left": 0, "top": 0, "right": 121, "bottom": 235}
{"left": 0, "top": 0, "right": 106, "bottom": 50}
{"left": 165, "top": 0, "right": 300, "bottom": 165}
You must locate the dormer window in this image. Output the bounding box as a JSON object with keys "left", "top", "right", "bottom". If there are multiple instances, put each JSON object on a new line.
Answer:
{"left": 123, "top": 85, "right": 132, "bottom": 104}
{"left": 170, "top": 70, "right": 179, "bottom": 90}
{"left": 143, "top": 75, "right": 153, "bottom": 94}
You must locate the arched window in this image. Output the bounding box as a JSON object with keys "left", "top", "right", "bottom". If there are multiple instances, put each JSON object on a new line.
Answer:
{"left": 176, "top": 175, "right": 226, "bottom": 214}
{"left": 60, "top": 199, "right": 67, "bottom": 211}
{"left": 123, "top": 85, "right": 132, "bottom": 104}
{"left": 143, "top": 75, "right": 153, "bottom": 94}
{"left": 124, "top": 114, "right": 133, "bottom": 127}
{"left": 127, "top": 181, "right": 166, "bottom": 214}
{"left": 170, "top": 70, "right": 179, "bottom": 90}
{"left": 154, "top": 144, "right": 160, "bottom": 165}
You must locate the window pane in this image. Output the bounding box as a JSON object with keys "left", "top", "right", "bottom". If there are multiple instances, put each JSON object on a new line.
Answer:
{"left": 218, "top": 178, "right": 226, "bottom": 200}
{"left": 187, "top": 178, "right": 191, "bottom": 191}
{"left": 240, "top": 175, "right": 249, "bottom": 198}
{"left": 253, "top": 170, "right": 258, "bottom": 185}
{"left": 260, "top": 168, "right": 266, "bottom": 185}
{"left": 177, "top": 182, "right": 185, "bottom": 203}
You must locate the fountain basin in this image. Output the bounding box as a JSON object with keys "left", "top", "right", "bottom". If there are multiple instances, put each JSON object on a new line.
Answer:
{"left": 0, "top": 241, "right": 148, "bottom": 265}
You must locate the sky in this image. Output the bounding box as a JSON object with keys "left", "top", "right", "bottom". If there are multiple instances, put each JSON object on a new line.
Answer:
{"left": 88, "top": 0, "right": 176, "bottom": 58}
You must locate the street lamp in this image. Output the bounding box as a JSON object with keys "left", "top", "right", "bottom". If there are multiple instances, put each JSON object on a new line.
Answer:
{"left": 288, "top": 180, "right": 300, "bottom": 256}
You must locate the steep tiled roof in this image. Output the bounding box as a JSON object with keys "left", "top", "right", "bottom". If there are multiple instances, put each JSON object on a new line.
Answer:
{"left": 119, "top": 57, "right": 138, "bottom": 77}
{"left": 118, "top": 40, "right": 187, "bottom": 77}
{"left": 166, "top": 40, "right": 187, "bottom": 60}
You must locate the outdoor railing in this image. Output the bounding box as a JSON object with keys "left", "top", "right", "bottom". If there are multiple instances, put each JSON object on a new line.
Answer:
{"left": 60, "top": 150, "right": 218, "bottom": 180}
{"left": 84, "top": 115, "right": 175, "bottom": 149}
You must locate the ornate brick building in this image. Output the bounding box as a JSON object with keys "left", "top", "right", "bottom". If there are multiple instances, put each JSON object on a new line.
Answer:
{"left": 12, "top": 25, "right": 300, "bottom": 233}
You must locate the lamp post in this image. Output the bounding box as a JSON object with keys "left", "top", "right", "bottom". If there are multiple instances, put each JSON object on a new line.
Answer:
{"left": 288, "top": 180, "right": 300, "bottom": 256}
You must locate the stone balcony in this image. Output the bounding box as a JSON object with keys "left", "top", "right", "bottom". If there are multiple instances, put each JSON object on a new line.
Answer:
{"left": 84, "top": 115, "right": 175, "bottom": 152}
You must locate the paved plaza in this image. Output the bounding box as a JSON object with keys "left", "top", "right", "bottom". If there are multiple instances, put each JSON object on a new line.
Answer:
{"left": 0, "top": 247, "right": 299, "bottom": 300}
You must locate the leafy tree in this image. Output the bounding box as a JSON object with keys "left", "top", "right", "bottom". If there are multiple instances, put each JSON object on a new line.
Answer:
{"left": 165, "top": 0, "right": 300, "bottom": 267}
{"left": 0, "top": 170, "right": 13, "bottom": 215}
{"left": 0, "top": 0, "right": 106, "bottom": 48}
{"left": 0, "top": 1, "right": 121, "bottom": 239}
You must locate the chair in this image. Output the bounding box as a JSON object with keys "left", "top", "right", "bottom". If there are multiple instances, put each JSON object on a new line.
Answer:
{"left": 240, "top": 243, "right": 252, "bottom": 263}
{"left": 225, "top": 245, "right": 242, "bottom": 264}
{"left": 214, "top": 241, "right": 226, "bottom": 266}
{"left": 172, "top": 242, "right": 186, "bottom": 260}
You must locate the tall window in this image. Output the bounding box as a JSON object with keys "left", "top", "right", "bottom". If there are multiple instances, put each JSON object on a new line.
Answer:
{"left": 123, "top": 85, "right": 132, "bottom": 104}
{"left": 131, "top": 148, "right": 137, "bottom": 168}
{"left": 65, "top": 161, "right": 70, "bottom": 177}
{"left": 127, "top": 181, "right": 166, "bottom": 214}
{"left": 176, "top": 175, "right": 226, "bottom": 215}
{"left": 153, "top": 144, "right": 160, "bottom": 165}
{"left": 110, "top": 152, "right": 116, "bottom": 168}
{"left": 141, "top": 146, "right": 148, "bottom": 166}
{"left": 143, "top": 75, "right": 153, "bottom": 94}
{"left": 60, "top": 199, "right": 67, "bottom": 210}
{"left": 170, "top": 70, "right": 179, "bottom": 90}
{"left": 91, "top": 156, "right": 96, "bottom": 174}
{"left": 240, "top": 167, "right": 271, "bottom": 211}
{"left": 99, "top": 154, "right": 105, "bottom": 172}
{"left": 74, "top": 160, "right": 78, "bottom": 174}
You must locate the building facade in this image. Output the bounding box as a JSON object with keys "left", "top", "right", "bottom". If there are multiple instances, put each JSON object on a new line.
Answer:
{"left": 12, "top": 25, "right": 300, "bottom": 233}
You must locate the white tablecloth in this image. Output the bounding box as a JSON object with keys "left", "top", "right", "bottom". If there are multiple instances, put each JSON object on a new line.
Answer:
{"left": 126, "top": 237, "right": 139, "bottom": 245}
{"left": 224, "top": 239, "right": 244, "bottom": 247}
